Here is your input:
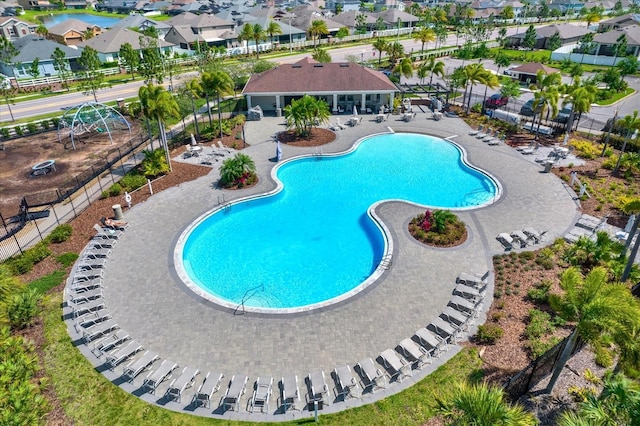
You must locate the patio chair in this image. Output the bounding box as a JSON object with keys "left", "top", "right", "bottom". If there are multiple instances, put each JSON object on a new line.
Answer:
{"left": 523, "top": 227, "right": 544, "bottom": 244}
{"left": 68, "top": 287, "right": 103, "bottom": 305}
{"left": 456, "top": 271, "right": 489, "bottom": 290}
{"left": 221, "top": 375, "right": 248, "bottom": 412}
{"left": 306, "top": 371, "right": 330, "bottom": 406}
{"left": 105, "top": 340, "right": 143, "bottom": 370}
{"left": 280, "top": 375, "right": 300, "bottom": 411}
{"left": 71, "top": 278, "right": 102, "bottom": 293}
{"left": 91, "top": 329, "right": 130, "bottom": 357}
{"left": 90, "top": 238, "right": 117, "bottom": 249}
{"left": 441, "top": 307, "right": 474, "bottom": 332}
{"left": 428, "top": 317, "right": 464, "bottom": 344}
{"left": 333, "top": 365, "right": 359, "bottom": 400}
{"left": 74, "top": 309, "right": 110, "bottom": 331}
{"left": 83, "top": 318, "right": 119, "bottom": 343}
{"left": 476, "top": 128, "right": 490, "bottom": 139}
{"left": 496, "top": 232, "right": 514, "bottom": 251}
{"left": 69, "top": 295, "right": 104, "bottom": 314}
{"left": 449, "top": 295, "right": 483, "bottom": 317}
{"left": 194, "top": 371, "right": 224, "bottom": 408}
{"left": 487, "top": 136, "right": 503, "bottom": 146}
{"left": 143, "top": 360, "right": 179, "bottom": 394}
{"left": 73, "top": 268, "right": 104, "bottom": 283}
{"left": 83, "top": 247, "right": 111, "bottom": 259}
{"left": 77, "top": 258, "right": 108, "bottom": 270}
{"left": 453, "top": 283, "right": 485, "bottom": 301}
{"left": 414, "top": 327, "right": 448, "bottom": 358}
{"left": 122, "top": 351, "right": 159, "bottom": 383}
{"left": 379, "top": 349, "right": 412, "bottom": 383}
{"left": 93, "top": 223, "right": 122, "bottom": 240}
{"left": 397, "top": 338, "right": 431, "bottom": 369}
{"left": 166, "top": 367, "right": 200, "bottom": 402}
{"left": 468, "top": 124, "right": 483, "bottom": 136}
{"left": 250, "top": 376, "right": 273, "bottom": 413}
{"left": 336, "top": 118, "right": 347, "bottom": 130}
{"left": 510, "top": 230, "right": 529, "bottom": 248}
{"left": 355, "top": 357, "right": 386, "bottom": 392}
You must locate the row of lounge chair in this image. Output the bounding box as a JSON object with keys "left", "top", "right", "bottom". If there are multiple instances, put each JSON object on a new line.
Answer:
{"left": 564, "top": 214, "right": 608, "bottom": 243}
{"left": 468, "top": 125, "right": 505, "bottom": 146}
{"left": 496, "top": 227, "right": 546, "bottom": 251}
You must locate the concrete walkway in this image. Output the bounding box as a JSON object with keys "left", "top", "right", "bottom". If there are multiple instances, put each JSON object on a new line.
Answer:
{"left": 65, "top": 110, "right": 580, "bottom": 422}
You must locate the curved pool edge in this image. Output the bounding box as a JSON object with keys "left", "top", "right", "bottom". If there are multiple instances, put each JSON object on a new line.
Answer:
{"left": 173, "top": 131, "right": 502, "bottom": 315}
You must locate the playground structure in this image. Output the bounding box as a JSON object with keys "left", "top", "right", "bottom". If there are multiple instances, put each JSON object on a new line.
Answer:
{"left": 57, "top": 102, "right": 131, "bottom": 149}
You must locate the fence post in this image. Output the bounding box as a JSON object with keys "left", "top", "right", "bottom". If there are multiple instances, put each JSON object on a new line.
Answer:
{"left": 119, "top": 147, "right": 126, "bottom": 176}
{"left": 68, "top": 195, "right": 77, "bottom": 218}
{"left": 50, "top": 203, "right": 60, "bottom": 226}
{"left": 33, "top": 215, "right": 43, "bottom": 242}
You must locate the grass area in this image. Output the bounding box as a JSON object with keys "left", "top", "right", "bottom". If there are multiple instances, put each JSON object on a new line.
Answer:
{"left": 41, "top": 289, "right": 483, "bottom": 425}
{"left": 596, "top": 88, "right": 635, "bottom": 106}
{"left": 488, "top": 48, "right": 551, "bottom": 63}
{"left": 29, "top": 269, "right": 66, "bottom": 295}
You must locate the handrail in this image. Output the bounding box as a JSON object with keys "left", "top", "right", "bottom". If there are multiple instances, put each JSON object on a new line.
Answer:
{"left": 234, "top": 284, "right": 265, "bottom": 315}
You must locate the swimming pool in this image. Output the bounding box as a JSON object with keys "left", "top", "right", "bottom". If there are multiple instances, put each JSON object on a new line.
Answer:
{"left": 175, "top": 133, "right": 500, "bottom": 313}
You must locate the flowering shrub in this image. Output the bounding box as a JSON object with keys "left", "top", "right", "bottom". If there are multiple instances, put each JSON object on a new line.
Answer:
{"left": 409, "top": 209, "right": 467, "bottom": 247}
{"left": 420, "top": 210, "right": 433, "bottom": 232}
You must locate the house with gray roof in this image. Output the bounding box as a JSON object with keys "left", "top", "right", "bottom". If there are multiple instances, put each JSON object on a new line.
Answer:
{"left": 0, "top": 16, "right": 36, "bottom": 41}
{"left": 110, "top": 15, "right": 171, "bottom": 39}
{"left": 370, "top": 9, "right": 419, "bottom": 29}
{"left": 598, "top": 13, "right": 640, "bottom": 31}
{"left": 594, "top": 25, "right": 640, "bottom": 58}
{"left": 77, "top": 27, "right": 175, "bottom": 63}
{"left": 165, "top": 11, "right": 234, "bottom": 45}
{"left": 95, "top": 0, "right": 138, "bottom": 14}
{"left": 0, "top": 36, "right": 82, "bottom": 78}
{"left": 331, "top": 10, "right": 377, "bottom": 32}
{"left": 507, "top": 23, "right": 592, "bottom": 49}
{"left": 47, "top": 18, "right": 103, "bottom": 46}
{"left": 242, "top": 56, "right": 398, "bottom": 114}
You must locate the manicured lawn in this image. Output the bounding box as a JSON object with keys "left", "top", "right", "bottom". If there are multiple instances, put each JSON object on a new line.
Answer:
{"left": 596, "top": 88, "right": 635, "bottom": 106}
{"left": 41, "top": 291, "right": 483, "bottom": 425}
{"left": 488, "top": 48, "right": 551, "bottom": 63}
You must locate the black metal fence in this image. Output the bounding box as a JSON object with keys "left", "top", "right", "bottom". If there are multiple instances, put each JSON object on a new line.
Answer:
{"left": 0, "top": 133, "right": 149, "bottom": 261}
{"left": 502, "top": 335, "right": 584, "bottom": 401}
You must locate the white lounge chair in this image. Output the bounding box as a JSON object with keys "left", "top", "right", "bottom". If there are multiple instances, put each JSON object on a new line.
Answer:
{"left": 428, "top": 317, "right": 464, "bottom": 344}
{"left": 83, "top": 318, "right": 118, "bottom": 343}
{"left": 77, "top": 258, "right": 108, "bottom": 270}
{"left": 195, "top": 371, "right": 223, "bottom": 408}
{"left": 468, "top": 124, "right": 484, "bottom": 136}
{"left": 497, "top": 232, "right": 514, "bottom": 251}
{"left": 456, "top": 271, "right": 489, "bottom": 289}
{"left": 250, "top": 376, "right": 273, "bottom": 413}
{"left": 71, "top": 278, "right": 102, "bottom": 293}
{"left": 143, "top": 360, "right": 179, "bottom": 394}
{"left": 414, "top": 327, "right": 448, "bottom": 357}
{"left": 166, "top": 367, "right": 200, "bottom": 402}
{"left": 74, "top": 310, "right": 110, "bottom": 331}
{"left": 449, "top": 295, "right": 483, "bottom": 317}
{"left": 68, "top": 287, "right": 103, "bottom": 305}
{"left": 333, "top": 365, "right": 359, "bottom": 400}
{"left": 221, "top": 375, "right": 248, "bottom": 411}
{"left": 216, "top": 141, "right": 232, "bottom": 154}
{"left": 83, "top": 247, "right": 111, "bottom": 259}
{"left": 510, "top": 230, "right": 529, "bottom": 248}
{"left": 73, "top": 268, "right": 105, "bottom": 283}
{"left": 397, "top": 338, "right": 431, "bottom": 369}
{"left": 379, "top": 349, "right": 412, "bottom": 383}
{"left": 122, "top": 351, "right": 159, "bottom": 383}
{"left": 453, "top": 283, "right": 485, "bottom": 301}
{"left": 91, "top": 329, "right": 130, "bottom": 357}
{"left": 93, "top": 223, "right": 122, "bottom": 240}
{"left": 356, "top": 357, "right": 386, "bottom": 392}
{"left": 307, "top": 371, "right": 330, "bottom": 405}
{"left": 441, "top": 307, "right": 474, "bottom": 331}
{"left": 105, "top": 340, "right": 143, "bottom": 370}
{"left": 281, "top": 375, "right": 300, "bottom": 411}
{"left": 523, "top": 227, "right": 545, "bottom": 244}
{"left": 336, "top": 118, "right": 347, "bottom": 130}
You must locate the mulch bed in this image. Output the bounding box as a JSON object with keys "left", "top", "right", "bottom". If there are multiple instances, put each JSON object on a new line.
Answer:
{"left": 276, "top": 128, "right": 336, "bottom": 147}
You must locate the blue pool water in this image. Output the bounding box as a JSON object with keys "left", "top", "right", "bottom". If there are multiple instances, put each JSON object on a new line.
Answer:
{"left": 40, "top": 14, "right": 120, "bottom": 28}
{"left": 179, "top": 133, "right": 499, "bottom": 311}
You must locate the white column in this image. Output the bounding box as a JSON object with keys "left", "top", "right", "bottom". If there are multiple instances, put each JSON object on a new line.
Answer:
{"left": 361, "top": 93, "right": 366, "bottom": 112}
{"left": 333, "top": 93, "right": 338, "bottom": 113}
{"left": 389, "top": 92, "right": 394, "bottom": 111}
{"left": 246, "top": 95, "right": 252, "bottom": 111}
{"left": 275, "top": 95, "right": 281, "bottom": 109}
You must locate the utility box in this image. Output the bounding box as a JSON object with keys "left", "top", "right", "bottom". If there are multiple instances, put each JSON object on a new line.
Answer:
{"left": 543, "top": 161, "right": 554, "bottom": 173}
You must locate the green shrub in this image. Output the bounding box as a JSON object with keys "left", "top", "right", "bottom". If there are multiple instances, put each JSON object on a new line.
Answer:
{"left": 527, "top": 280, "right": 552, "bottom": 304}
{"left": 47, "top": 224, "right": 72, "bottom": 244}
{"left": 100, "top": 191, "right": 109, "bottom": 199}
{"left": 525, "top": 309, "right": 553, "bottom": 339}
{"left": 8, "top": 242, "right": 51, "bottom": 275}
{"left": 28, "top": 269, "right": 67, "bottom": 294}
{"left": 51, "top": 117, "right": 60, "bottom": 127}
{"left": 475, "top": 324, "right": 504, "bottom": 344}
{"left": 26, "top": 122, "right": 38, "bottom": 134}
{"left": 7, "top": 289, "right": 40, "bottom": 329}
{"left": 527, "top": 336, "right": 561, "bottom": 359}
{"left": 56, "top": 253, "right": 78, "bottom": 268}
{"left": 570, "top": 140, "right": 601, "bottom": 160}
{"left": 519, "top": 251, "right": 535, "bottom": 261}
{"left": 14, "top": 125, "right": 23, "bottom": 136}
{"left": 108, "top": 183, "right": 122, "bottom": 197}
{"left": 119, "top": 173, "right": 146, "bottom": 192}
{"left": 0, "top": 127, "right": 9, "bottom": 138}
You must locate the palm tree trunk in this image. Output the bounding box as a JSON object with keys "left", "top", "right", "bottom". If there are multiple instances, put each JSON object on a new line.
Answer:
{"left": 190, "top": 97, "right": 200, "bottom": 140}
{"left": 144, "top": 116, "right": 154, "bottom": 150}
{"left": 205, "top": 95, "right": 213, "bottom": 129}
{"left": 158, "top": 119, "right": 172, "bottom": 173}
{"left": 622, "top": 216, "right": 640, "bottom": 282}
{"left": 545, "top": 329, "right": 578, "bottom": 394}
{"left": 466, "top": 86, "right": 474, "bottom": 114}
{"left": 613, "top": 129, "right": 632, "bottom": 176}
{"left": 216, "top": 93, "right": 223, "bottom": 139}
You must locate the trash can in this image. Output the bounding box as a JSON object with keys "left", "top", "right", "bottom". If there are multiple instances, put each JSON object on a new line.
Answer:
{"left": 276, "top": 107, "right": 282, "bottom": 117}
{"left": 112, "top": 204, "right": 124, "bottom": 220}
{"left": 543, "top": 161, "right": 553, "bottom": 173}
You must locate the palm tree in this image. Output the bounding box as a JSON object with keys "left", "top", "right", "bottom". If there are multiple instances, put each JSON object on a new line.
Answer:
{"left": 613, "top": 110, "right": 640, "bottom": 177}
{"left": 307, "top": 20, "right": 329, "bottom": 50}
{"left": 529, "top": 70, "right": 562, "bottom": 140}
{"left": 266, "top": 20, "right": 283, "bottom": 48}
{"left": 422, "top": 57, "right": 445, "bottom": 86}
{"left": 433, "top": 381, "right": 538, "bottom": 425}
{"left": 462, "top": 63, "right": 493, "bottom": 114}
{"left": 563, "top": 231, "right": 623, "bottom": 272}
{"left": 393, "top": 57, "right": 413, "bottom": 84}
{"left": 220, "top": 153, "right": 256, "bottom": 187}
{"left": 385, "top": 42, "right": 404, "bottom": 66}
{"left": 284, "top": 95, "right": 330, "bottom": 137}
{"left": 414, "top": 27, "right": 436, "bottom": 54}
{"left": 545, "top": 267, "right": 640, "bottom": 393}
{"left": 35, "top": 24, "right": 48, "bottom": 38}
{"left": 141, "top": 148, "right": 169, "bottom": 178}
{"left": 138, "top": 83, "right": 179, "bottom": 173}
{"left": 372, "top": 38, "right": 388, "bottom": 67}
{"left": 563, "top": 84, "right": 595, "bottom": 133}
{"left": 238, "top": 23, "right": 266, "bottom": 58}
{"left": 200, "top": 70, "right": 234, "bottom": 137}
{"left": 182, "top": 78, "right": 202, "bottom": 140}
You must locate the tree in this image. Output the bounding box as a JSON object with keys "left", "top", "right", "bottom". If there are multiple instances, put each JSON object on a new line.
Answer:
{"left": 584, "top": 8, "right": 602, "bottom": 27}
{"left": 547, "top": 31, "right": 562, "bottom": 51}
{"left": 141, "top": 148, "right": 169, "bottom": 178}
{"left": 312, "top": 48, "right": 331, "bottom": 63}
{"left": 500, "top": 78, "right": 521, "bottom": 113}
{"left": 545, "top": 267, "right": 640, "bottom": 393}
{"left": 613, "top": 110, "right": 640, "bottom": 177}
{"left": 238, "top": 23, "right": 266, "bottom": 59}
{"left": 462, "top": 63, "right": 495, "bottom": 114}
{"left": 617, "top": 55, "right": 639, "bottom": 82}
{"left": 372, "top": 38, "right": 388, "bottom": 67}
{"left": 414, "top": 27, "right": 435, "bottom": 54}
{"left": 433, "top": 381, "right": 537, "bottom": 425}
{"left": 0, "top": 265, "right": 21, "bottom": 325}
{"left": 51, "top": 47, "right": 71, "bottom": 92}
{"left": 421, "top": 57, "right": 445, "bottom": 86}
{"left": 335, "top": 26, "right": 349, "bottom": 41}
{"left": 612, "top": 34, "right": 628, "bottom": 64}
{"left": 35, "top": 24, "right": 48, "bottom": 38}
{"left": 385, "top": 42, "right": 404, "bottom": 66}
{"left": 621, "top": 199, "right": 640, "bottom": 283}
{"left": 119, "top": 42, "right": 139, "bottom": 81}
{"left": 529, "top": 70, "right": 562, "bottom": 140}
{"left": 578, "top": 32, "right": 595, "bottom": 64}
{"left": 265, "top": 20, "right": 282, "bottom": 48}
{"left": 27, "top": 58, "right": 40, "bottom": 80}
{"left": 496, "top": 27, "right": 508, "bottom": 48}
{"left": 493, "top": 51, "right": 511, "bottom": 74}
{"left": 138, "top": 83, "right": 179, "bottom": 173}
{"left": 284, "top": 94, "right": 330, "bottom": 137}
{"left": 83, "top": 28, "right": 95, "bottom": 40}
{"left": 523, "top": 25, "right": 537, "bottom": 53}
{"left": 139, "top": 33, "right": 164, "bottom": 83}
{"left": 78, "top": 46, "right": 104, "bottom": 102}
{"left": 562, "top": 84, "right": 595, "bottom": 133}
{"left": 200, "top": 70, "right": 234, "bottom": 138}
{"left": 220, "top": 153, "right": 256, "bottom": 186}
{"left": 307, "top": 20, "right": 329, "bottom": 50}
{"left": 182, "top": 78, "right": 202, "bottom": 140}
{"left": 500, "top": 5, "right": 515, "bottom": 20}
{"left": 393, "top": 57, "right": 413, "bottom": 84}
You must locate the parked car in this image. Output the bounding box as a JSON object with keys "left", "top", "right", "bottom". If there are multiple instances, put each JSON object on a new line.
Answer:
{"left": 553, "top": 104, "right": 572, "bottom": 124}
{"left": 519, "top": 99, "right": 537, "bottom": 117}
{"left": 484, "top": 94, "right": 508, "bottom": 109}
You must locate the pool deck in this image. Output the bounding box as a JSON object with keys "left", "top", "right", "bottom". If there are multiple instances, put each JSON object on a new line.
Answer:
{"left": 65, "top": 111, "right": 581, "bottom": 421}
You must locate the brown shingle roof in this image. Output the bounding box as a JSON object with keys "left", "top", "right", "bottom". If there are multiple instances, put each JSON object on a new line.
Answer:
{"left": 243, "top": 57, "right": 397, "bottom": 94}
{"left": 510, "top": 62, "right": 559, "bottom": 76}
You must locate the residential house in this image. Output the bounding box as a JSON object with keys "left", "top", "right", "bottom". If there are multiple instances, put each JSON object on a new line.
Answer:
{"left": 0, "top": 36, "right": 83, "bottom": 79}
{"left": 95, "top": 0, "right": 139, "bottom": 14}
{"left": 598, "top": 13, "right": 640, "bottom": 31}
{"left": 111, "top": 15, "right": 172, "bottom": 39}
{"left": 47, "top": 18, "right": 103, "bottom": 46}
{"left": 331, "top": 10, "right": 377, "bottom": 32}
{"left": 505, "top": 62, "right": 560, "bottom": 83}
{"left": 593, "top": 25, "right": 640, "bottom": 57}
{"left": 547, "top": 0, "right": 585, "bottom": 16}
{"left": 16, "top": 0, "right": 55, "bottom": 10}
{"left": 0, "top": 16, "right": 37, "bottom": 40}
{"left": 506, "top": 23, "right": 592, "bottom": 49}
{"left": 77, "top": 27, "right": 175, "bottom": 63}
{"left": 165, "top": 11, "right": 234, "bottom": 46}
{"left": 370, "top": 9, "right": 420, "bottom": 30}
{"left": 63, "top": 0, "right": 88, "bottom": 9}
{"left": 242, "top": 57, "right": 398, "bottom": 114}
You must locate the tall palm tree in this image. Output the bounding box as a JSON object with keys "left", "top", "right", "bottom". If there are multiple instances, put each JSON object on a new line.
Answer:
{"left": 462, "top": 63, "right": 493, "bottom": 114}
{"left": 433, "top": 381, "right": 538, "bottom": 425}
{"left": 545, "top": 267, "right": 640, "bottom": 393}
{"left": 266, "top": 20, "right": 283, "bottom": 48}
{"left": 414, "top": 27, "right": 436, "bottom": 54}
{"left": 200, "top": 70, "right": 234, "bottom": 138}
{"left": 372, "top": 38, "right": 388, "bottom": 67}
{"left": 138, "top": 83, "right": 179, "bottom": 173}
{"left": 182, "top": 78, "right": 202, "bottom": 140}
{"left": 284, "top": 95, "right": 330, "bottom": 137}
{"left": 423, "top": 57, "right": 445, "bottom": 86}
{"left": 307, "top": 20, "right": 329, "bottom": 50}
{"left": 394, "top": 57, "right": 413, "bottom": 84}
{"left": 385, "top": 42, "right": 404, "bottom": 66}
{"left": 529, "top": 70, "right": 562, "bottom": 140}
{"left": 238, "top": 23, "right": 266, "bottom": 58}
{"left": 563, "top": 84, "right": 595, "bottom": 133}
